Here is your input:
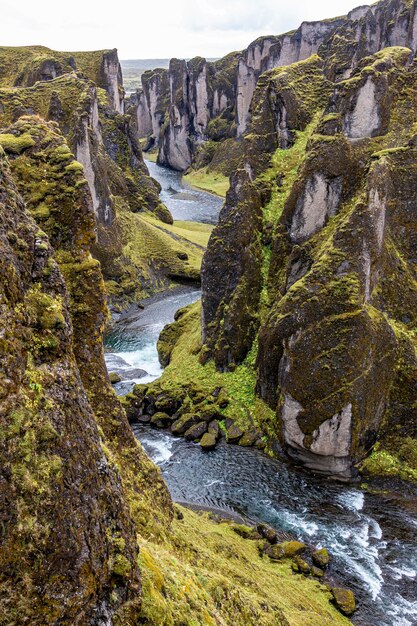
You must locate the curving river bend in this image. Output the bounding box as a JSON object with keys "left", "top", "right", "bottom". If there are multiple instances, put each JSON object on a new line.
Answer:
{"left": 105, "top": 160, "right": 417, "bottom": 626}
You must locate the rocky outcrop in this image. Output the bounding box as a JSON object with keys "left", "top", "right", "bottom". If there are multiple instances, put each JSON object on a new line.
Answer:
{"left": 0, "top": 45, "right": 124, "bottom": 111}
{"left": 0, "top": 118, "right": 171, "bottom": 624}
{"left": 136, "top": 54, "right": 238, "bottom": 170}
{"left": 235, "top": 19, "right": 345, "bottom": 136}
{"left": 0, "top": 47, "right": 203, "bottom": 306}
{"left": 201, "top": 170, "right": 263, "bottom": 368}
{"left": 202, "top": 55, "right": 331, "bottom": 370}
{"left": 157, "top": 55, "right": 238, "bottom": 170}
{"left": 320, "top": 0, "right": 417, "bottom": 79}
{"left": 100, "top": 48, "right": 124, "bottom": 113}
{"left": 196, "top": 46, "right": 417, "bottom": 479}
{"left": 134, "top": 67, "right": 170, "bottom": 147}
{"left": 137, "top": 0, "right": 417, "bottom": 173}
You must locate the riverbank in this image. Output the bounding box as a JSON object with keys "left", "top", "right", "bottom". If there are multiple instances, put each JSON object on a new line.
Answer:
{"left": 183, "top": 167, "right": 229, "bottom": 197}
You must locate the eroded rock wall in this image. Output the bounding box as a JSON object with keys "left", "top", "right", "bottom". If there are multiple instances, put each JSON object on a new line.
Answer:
{"left": 200, "top": 47, "right": 417, "bottom": 478}
{"left": 0, "top": 118, "right": 171, "bottom": 624}
{"left": 136, "top": 0, "right": 417, "bottom": 172}
{"left": 0, "top": 48, "right": 180, "bottom": 306}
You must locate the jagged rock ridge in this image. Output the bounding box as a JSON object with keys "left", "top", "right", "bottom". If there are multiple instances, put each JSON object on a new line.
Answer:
{"left": 135, "top": 0, "right": 417, "bottom": 172}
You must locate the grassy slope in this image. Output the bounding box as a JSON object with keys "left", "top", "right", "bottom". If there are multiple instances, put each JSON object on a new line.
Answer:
{"left": 184, "top": 168, "right": 230, "bottom": 197}
{"left": 155, "top": 301, "right": 275, "bottom": 431}
{"left": 139, "top": 506, "right": 351, "bottom": 626}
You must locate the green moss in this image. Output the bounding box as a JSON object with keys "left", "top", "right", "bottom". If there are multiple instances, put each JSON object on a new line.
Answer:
{"left": 150, "top": 301, "right": 275, "bottom": 432}
{"left": 64, "top": 160, "right": 84, "bottom": 173}
{"left": 112, "top": 553, "right": 132, "bottom": 578}
{"left": 137, "top": 507, "right": 351, "bottom": 626}
{"left": 0, "top": 132, "right": 36, "bottom": 154}
{"left": 184, "top": 168, "right": 229, "bottom": 197}
{"left": 361, "top": 437, "right": 417, "bottom": 483}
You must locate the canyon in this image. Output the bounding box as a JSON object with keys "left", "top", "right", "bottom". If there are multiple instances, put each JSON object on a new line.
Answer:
{"left": 0, "top": 0, "right": 416, "bottom": 623}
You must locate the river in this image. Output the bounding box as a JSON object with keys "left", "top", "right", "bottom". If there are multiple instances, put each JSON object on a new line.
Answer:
{"left": 104, "top": 159, "right": 417, "bottom": 626}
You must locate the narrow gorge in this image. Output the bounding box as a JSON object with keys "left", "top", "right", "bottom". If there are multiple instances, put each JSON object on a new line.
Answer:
{"left": 0, "top": 0, "right": 416, "bottom": 624}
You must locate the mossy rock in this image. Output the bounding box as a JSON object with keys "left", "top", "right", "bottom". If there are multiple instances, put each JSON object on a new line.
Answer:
{"left": 109, "top": 372, "right": 122, "bottom": 384}
{"left": 154, "top": 389, "right": 185, "bottom": 415}
{"left": 184, "top": 421, "right": 208, "bottom": 441}
{"left": 200, "top": 432, "right": 217, "bottom": 450}
{"left": 331, "top": 587, "right": 356, "bottom": 616}
{"left": 150, "top": 412, "right": 172, "bottom": 427}
{"left": 238, "top": 429, "right": 260, "bottom": 447}
{"left": 171, "top": 413, "right": 199, "bottom": 435}
{"left": 231, "top": 524, "right": 259, "bottom": 540}
{"left": 311, "top": 566, "right": 325, "bottom": 578}
{"left": 208, "top": 419, "right": 221, "bottom": 440}
{"left": 312, "top": 547, "right": 330, "bottom": 568}
{"left": 226, "top": 423, "right": 244, "bottom": 443}
{"left": 257, "top": 523, "right": 278, "bottom": 544}
{"left": 291, "top": 555, "right": 311, "bottom": 575}
{"left": 265, "top": 541, "right": 306, "bottom": 561}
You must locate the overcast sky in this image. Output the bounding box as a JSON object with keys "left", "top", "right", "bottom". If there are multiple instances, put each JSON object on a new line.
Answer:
{"left": 3, "top": 0, "right": 362, "bottom": 59}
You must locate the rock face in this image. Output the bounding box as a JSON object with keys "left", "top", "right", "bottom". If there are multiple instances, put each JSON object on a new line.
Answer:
{"left": 198, "top": 42, "right": 417, "bottom": 479}
{"left": 235, "top": 19, "right": 345, "bottom": 136}
{"left": 0, "top": 118, "right": 171, "bottom": 624}
{"left": 201, "top": 170, "right": 262, "bottom": 368}
{"left": 136, "top": 53, "right": 238, "bottom": 170}
{"left": 0, "top": 46, "right": 124, "bottom": 111}
{"left": 135, "top": 0, "right": 417, "bottom": 172}
{"left": 134, "top": 67, "right": 170, "bottom": 148}
{"left": 202, "top": 55, "right": 331, "bottom": 370}
{"left": 0, "top": 46, "right": 203, "bottom": 307}
{"left": 156, "top": 55, "right": 238, "bottom": 170}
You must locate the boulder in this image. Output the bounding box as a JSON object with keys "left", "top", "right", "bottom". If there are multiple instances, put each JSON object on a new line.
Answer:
{"left": 200, "top": 432, "right": 217, "bottom": 450}
{"left": 184, "top": 421, "right": 208, "bottom": 441}
{"left": 226, "top": 423, "right": 244, "bottom": 443}
{"left": 256, "top": 523, "right": 278, "bottom": 544}
{"left": 312, "top": 547, "right": 330, "bottom": 568}
{"left": 208, "top": 420, "right": 221, "bottom": 440}
{"left": 150, "top": 412, "right": 172, "bottom": 428}
{"left": 138, "top": 414, "right": 151, "bottom": 424}
{"left": 265, "top": 541, "right": 306, "bottom": 561}
{"left": 171, "top": 413, "right": 199, "bottom": 435}
{"left": 109, "top": 372, "right": 122, "bottom": 384}
{"left": 238, "top": 429, "right": 260, "bottom": 447}
{"left": 154, "top": 389, "right": 185, "bottom": 415}
{"left": 291, "top": 556, "right": 311, "bottom": 575}
{"left": 311, "top": 566, "right": 324, "bottom": 578}
{"left": 331, "top": 588, "right": 356, "bottom": 616}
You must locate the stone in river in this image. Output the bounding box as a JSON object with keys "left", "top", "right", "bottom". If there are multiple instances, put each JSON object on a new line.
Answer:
{"left": 184, "top": 421, "right": 208, "bottom": 441}
{"left": 199, "top": 432, "right": 217, "bottom": 450}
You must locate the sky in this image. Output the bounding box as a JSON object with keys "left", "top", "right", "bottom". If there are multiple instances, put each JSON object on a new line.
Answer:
{"left": 2, "top": 0, "right": 363, "bottom": 59}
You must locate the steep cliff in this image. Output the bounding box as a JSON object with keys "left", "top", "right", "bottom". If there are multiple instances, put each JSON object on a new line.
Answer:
{"left": 0, "top": 117, "right": 171, "bottom": 624}
{"left": 200, "top": 45, "right": 417, "bottom": 478}
{"left": 0, "top": 114, "right": 350, "bottom": 626}
{"left": 136, "top": 53, "right": 238, "bottom": 171}
{"left": 0, "top": 47, "right": 204, "bottom": 307}
{"left": 138, "top": 38, "right": 417, "bottom": 482}
{"left": 136, "top": 0, "right": 417, "bottom": 177}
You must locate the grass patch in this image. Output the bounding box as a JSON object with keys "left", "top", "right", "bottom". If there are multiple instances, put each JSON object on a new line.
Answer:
{"left": 157, "top": 301, "right": 274, "bottom": 430}
{"left": 119, "top": 211, "right": 204, "bottom": 281}
{"left": 138, "top": 506, "right": 352, "bottom": 626}
{"left": 184, "top": 167, "right": 229, "bottom": 197}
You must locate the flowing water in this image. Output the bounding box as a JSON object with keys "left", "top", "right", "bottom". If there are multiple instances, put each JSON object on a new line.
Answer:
{"left": 104, "top": 159, "right": 222, "bottom": 392}
{"left": 133, "top": 426, "right": 417, "bottom": 626}
{"left": 104, "top": 159, "right": 417, "bottom": 626}
{"left": 145, "top": 159, "right": 223, "bottom": 224}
